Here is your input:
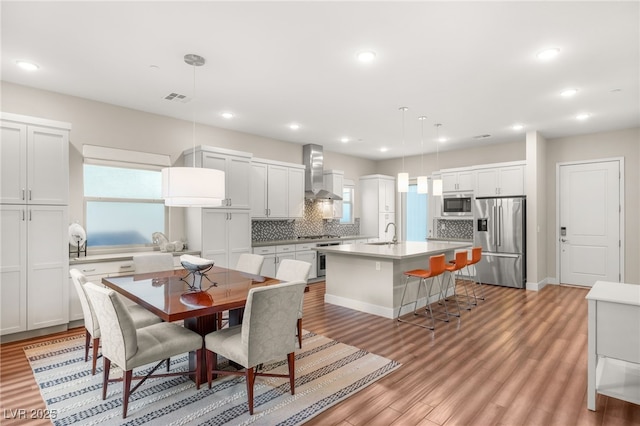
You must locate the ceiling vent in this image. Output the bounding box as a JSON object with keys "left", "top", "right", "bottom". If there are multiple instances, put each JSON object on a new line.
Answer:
{"left": 473, "top": 134, "right": 492, "bottom": 139}
{"left": 163, "top": 92, "right": 191, "bottom": 103}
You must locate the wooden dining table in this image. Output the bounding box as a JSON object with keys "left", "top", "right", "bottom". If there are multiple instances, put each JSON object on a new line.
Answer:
{"left": 101, "top": 265, "right": 282, "bottom": 383}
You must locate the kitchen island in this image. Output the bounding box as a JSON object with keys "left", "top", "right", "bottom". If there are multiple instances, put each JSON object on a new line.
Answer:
{"left": 313, "top": 241, "right": 472, "bottom": 319}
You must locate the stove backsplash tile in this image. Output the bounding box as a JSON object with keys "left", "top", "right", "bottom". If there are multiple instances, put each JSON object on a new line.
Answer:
{"left": 435, "top": 218, "right": 474, "bottom": 240}
{"left": 252, "top": 199, "right": 360, "bottom": 242}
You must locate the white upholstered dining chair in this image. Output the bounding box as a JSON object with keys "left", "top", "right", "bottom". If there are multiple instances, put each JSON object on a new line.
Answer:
{"left": 69, "top": 269, "right": 162, "bottom": 375}
{"left": 276, "top": 259, "right": 312, "bottom": 348}
{"left": 235, "top": 253, "right": 265, "bottom": 276}
{"left": 204, "top": 280, "right": 307, "bottom": 415}
{"left": 83, "top": 282, "right": 204, "bottom": 419}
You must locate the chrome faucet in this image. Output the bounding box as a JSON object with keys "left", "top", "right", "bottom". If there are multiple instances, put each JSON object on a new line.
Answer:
{"left": 384, "top": 222, "right": 398, "bottom": 244}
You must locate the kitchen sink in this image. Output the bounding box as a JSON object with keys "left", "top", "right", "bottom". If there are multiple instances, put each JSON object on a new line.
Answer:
{"left": 366, "top": 241, "right": 398, "bottom": 246}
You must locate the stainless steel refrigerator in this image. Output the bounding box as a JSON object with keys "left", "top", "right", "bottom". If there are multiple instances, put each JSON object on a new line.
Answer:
{"left": 474, "top": 197, "right": 526, "bottom": 288}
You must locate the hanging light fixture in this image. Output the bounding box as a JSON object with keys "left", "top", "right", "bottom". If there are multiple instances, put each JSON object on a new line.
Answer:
{"left": 432, "top": 123, "right": 443, "bottom": 196}
{"left": 417, "top": 116, "right": 429, "bottom": 194}
{"left": 397, "top": 107, "right": 409, "bottom": 192}
{"left": 162, "top": 54, "right": 225, "bottom": 207}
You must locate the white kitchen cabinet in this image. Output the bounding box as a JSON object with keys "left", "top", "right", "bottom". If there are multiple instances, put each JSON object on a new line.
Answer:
{"left": 323, "top": 170, "right": 344, "bottom": 219}
{"left": 360, "top": 175, "right": 396, "bottom": 240}
{"left": 295, "top": 251, "right": 317, "bottom": 280}
{"left": 187, "top": 208, "right": 251, "bottom": 269}
{"left": 250, "top": 158, "right": 304, "bottom": 219}
{"left": 442, "top": 169, "right": 474, "bottom": 193}
{"left": 183, "top": 146, "right": 252, "bottom": 209}
{"left": 253, "top": 243, "right": 316, "bottom": 279}
{"left": 1, "top": 114, "right": 70, "bottom": 205}
{"left": 475, "top": 164, "right": 525, "bottom": 197}
{"left": 1, "top": 205, "right": 68, "bottom": 335}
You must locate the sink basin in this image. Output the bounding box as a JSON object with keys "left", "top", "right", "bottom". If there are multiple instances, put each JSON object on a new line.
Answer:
{"left": 366, "top": 241, "right": 398, "bottom": 246}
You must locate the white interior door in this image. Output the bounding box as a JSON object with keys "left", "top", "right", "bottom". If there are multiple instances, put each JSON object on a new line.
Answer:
{"left": 559, "top": 160, "right": 621, "bottom": 286}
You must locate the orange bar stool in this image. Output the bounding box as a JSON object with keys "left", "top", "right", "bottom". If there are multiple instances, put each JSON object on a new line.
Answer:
{"left": 397, "top": 254, "right": 446, "bottom": 330}
{"left": 445, "top": 251, "right": 474, "bottom": 311}
{"left": 466, "top": 247, "right": 485, "bottom": 302}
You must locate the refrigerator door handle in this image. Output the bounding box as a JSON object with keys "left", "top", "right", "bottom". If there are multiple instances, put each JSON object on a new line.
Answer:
{"left": 493, "top": 205, "right": 497, "bottom": 244}
{"left": 482, "top": 252, "right": 520, "bottom": 259}
{"left": 498, "top": 205, "right": 503, "bottom": 246}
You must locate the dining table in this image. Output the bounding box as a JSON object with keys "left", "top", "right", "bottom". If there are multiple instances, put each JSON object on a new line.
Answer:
{"left": 101, "top": 265, "right": 282, "bottom": 383}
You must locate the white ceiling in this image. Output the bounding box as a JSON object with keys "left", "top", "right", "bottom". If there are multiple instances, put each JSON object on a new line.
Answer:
{"left": 2, "top": 1, "right": 638, "bottom": 160}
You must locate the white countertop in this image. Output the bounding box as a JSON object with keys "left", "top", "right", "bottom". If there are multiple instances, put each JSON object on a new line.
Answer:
{"left": 69, "top": 250, "right": 201, "bottom": 265}
{"left": 313, "top": 241, "right": 472, "bottom": 260}
{"left": 585, "top": 281, "right": 640, "bottom": 306}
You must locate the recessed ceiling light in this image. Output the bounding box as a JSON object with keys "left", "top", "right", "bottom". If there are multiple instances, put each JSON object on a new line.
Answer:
{"left": 561, "top": 88, "right": 578, "bottom": 97}
{"left": 221, "top": 112, "right": 234, "bottom": 119}
{"left": 16, "top": 60, "right": 39, "bottom": 71}
{"left": 438, "top": 137, "right": 448, "bottom": 143}
{"left": 536, "top": 47, "right": 560, "bottom": 61}
{"left": 512, "top": 124, "right": 525, "bottom": 131}
{"left": 340, "top": 137, "right": 349, "bottom": 143}
{"left": 356, "top": 50, "right": 376, "bottom": 63}
{"left": 149, "top": 65, "right": 160, "bottom": 71}
{"left": 380, "top": 147, "right": 388, "bottom": 152}
{"left": 289, "top": 123, "right": 300, "bottom": 130}
{"left": 576, "top": 113, "right": 590, "bottom": 121}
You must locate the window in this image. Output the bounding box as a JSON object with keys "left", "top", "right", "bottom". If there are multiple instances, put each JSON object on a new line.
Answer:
{"left": 84, "top": 164, "right": 165, "bottom": 247}
{"left": 405, "top": 183, "right": 428, "bottom": 241}
{"left": 340, "top": 184, "right": 354, "bottom": 224}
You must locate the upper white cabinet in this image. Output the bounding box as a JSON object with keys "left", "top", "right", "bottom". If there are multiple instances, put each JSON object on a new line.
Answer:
{"left": 475, "top": 163, "right": 525, "bottom": 197}
{"left": 442, "top": 169, "right": 474, "bottom": 193}
{"left": 1, "top": 114, "right": 70, "bottom": 205}
{"left": 183, "top": 146, "right": 252, "bottom": 209}
{"left": 250, "top": 158, "right": 304, "bottom": 219}
{"left": 360, "top": 175, "right": 396, "bottom": 240}
{"left": 186, "top": 208, "right": 251, "bottom": 269}
{"left": 322, "top": 170, "right": 344, "bottom": 219}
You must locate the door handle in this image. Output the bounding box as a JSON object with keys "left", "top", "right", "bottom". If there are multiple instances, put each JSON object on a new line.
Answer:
{"left": 561, "top": 238, "right": 569, "bottom": 243}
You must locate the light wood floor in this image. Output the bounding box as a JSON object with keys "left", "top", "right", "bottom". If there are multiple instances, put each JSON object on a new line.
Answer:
{"left": 1, "top": 282, "right": 639, "bottom": 425}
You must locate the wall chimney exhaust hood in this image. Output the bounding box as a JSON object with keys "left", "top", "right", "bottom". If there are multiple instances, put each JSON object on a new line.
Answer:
{"left": 302, "top": 144, "right": 343, "bottom": 200}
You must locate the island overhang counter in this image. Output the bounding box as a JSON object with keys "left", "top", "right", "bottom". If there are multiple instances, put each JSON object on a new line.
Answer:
{"left": 313, "top": 241, "right": 472, "bottom": 319}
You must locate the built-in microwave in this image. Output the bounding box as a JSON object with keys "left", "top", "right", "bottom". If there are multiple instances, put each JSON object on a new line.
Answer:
{"left": 442, "top": 193, "right": 473, "bottom": 216}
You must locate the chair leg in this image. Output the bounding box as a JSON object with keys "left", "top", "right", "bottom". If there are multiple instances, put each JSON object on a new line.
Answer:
{"left": 84, "top": 329, "right": 91, "bottom": 362}
{"left": 206, "top": 350, "right": 214, "bottom": 389}
{"left": 297, "top": 318, "right": 303, "bottom": 348}
{"left": 122, "top": 369, "right": 133, "bottom": 419}
{"left": 287, "top": 352, "right": 296, "bottom": 395}
{"left": 102, "top": 357, "right": 110, "bottom": 400}
{"left": 195, "top": 349, "right": 202, "bottom": 390}
{"left": 91, "top": 337, "right": 100, "bottom": 375}
{"left": 246, "top": 367, "right": 256, "bottom": 415}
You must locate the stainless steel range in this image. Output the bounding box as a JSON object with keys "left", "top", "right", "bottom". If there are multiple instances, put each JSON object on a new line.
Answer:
{"left": 316, "top": 241, "right": 340, "bottom": 277}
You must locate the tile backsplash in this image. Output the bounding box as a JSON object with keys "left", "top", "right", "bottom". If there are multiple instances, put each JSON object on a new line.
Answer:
{"left": 435, "top": 218, "right": 474, "bottom": 240}
{"left": 252, "top": 199, "right": 359, "bottom": 242}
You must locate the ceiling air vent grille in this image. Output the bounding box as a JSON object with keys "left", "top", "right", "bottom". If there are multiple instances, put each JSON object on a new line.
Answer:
{"left": 473, "top": 134, "right": 492, "bottom": 139}
{"left": 163, "top": 93, "right": 191, "bottom": 103}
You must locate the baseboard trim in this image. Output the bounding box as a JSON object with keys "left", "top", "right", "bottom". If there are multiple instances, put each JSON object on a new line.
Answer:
{"left": 526, "top": 277, "right": 559, "bottom": 291}
{"left": 324, "top": 294, "right": 394, "bottom": 319}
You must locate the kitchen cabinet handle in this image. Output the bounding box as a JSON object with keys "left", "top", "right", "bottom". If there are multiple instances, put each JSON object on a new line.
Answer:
{"left": 82, "top": 268, "right": 96, "bottom": 272}
{"left": 29, "top": 210, "right": 32, "bottom": 221}
{"left": 29, "top": 189, "right": 32, "bottom": 200}
{"left": 120, "top": 264, "right": 134, "bottom": 270}
{"left": 22, "top": 189, "right": 25, "bottom": 200}
{"left": 22, "top": 209, "right": 25, "bottom": 221}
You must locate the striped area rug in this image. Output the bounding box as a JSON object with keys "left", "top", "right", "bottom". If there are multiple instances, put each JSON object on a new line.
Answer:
{"left": 24, "top": 331, "right": 400, "bottom": 425}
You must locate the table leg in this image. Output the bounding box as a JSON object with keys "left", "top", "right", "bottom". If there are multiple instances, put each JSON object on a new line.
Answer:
{"left": 184, "top": 314, "right": 217, "bottom": 384}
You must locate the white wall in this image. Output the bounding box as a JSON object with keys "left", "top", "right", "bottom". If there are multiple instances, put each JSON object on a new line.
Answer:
{"left": 546, "top": 128, "right": 640, "bottom": 284}
{"left": 1, "top": 82, "right": 377, "bottom": 242}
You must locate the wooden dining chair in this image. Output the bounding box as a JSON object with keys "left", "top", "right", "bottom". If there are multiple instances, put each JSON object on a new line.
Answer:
{"left": 276, "top": 259, "right": 312, "bottom": 348}
{"left": 83, "top": 282, "right": 204, "bottom": 419}
{"left": 204, "top": 280, "right": 307, "bottom": 415}
{"left": 69, "top": 269, "right": 162, "bottom": 375}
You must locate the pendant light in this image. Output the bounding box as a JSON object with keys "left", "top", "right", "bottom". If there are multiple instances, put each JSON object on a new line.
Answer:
{"left": 416, "top": 116, "right": 429, "bottom": 194}
{"left": 397, "top": 107, "right": 409, "bottom": 192}
{"left": 161, "top": 54, "right": 225, "bottom": 207}
{"left": 432, "top": 123, "right": 443, "bottom": 196}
